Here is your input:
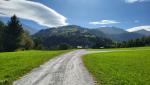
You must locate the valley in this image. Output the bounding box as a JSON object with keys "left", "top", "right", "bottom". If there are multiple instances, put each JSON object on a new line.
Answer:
{"left": 0, "top": 0, "right": 150, "bottom": 85}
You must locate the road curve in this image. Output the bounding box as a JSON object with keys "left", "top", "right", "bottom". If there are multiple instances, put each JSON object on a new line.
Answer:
{"left": 13, "top": 50, "right": 95, "bottom": 85}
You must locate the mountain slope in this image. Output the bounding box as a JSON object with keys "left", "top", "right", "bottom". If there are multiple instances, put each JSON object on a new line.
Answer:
{"left": 33, "top": 25, "right": 113, "bottom": 49}
{"left": 112, "top": 32, "right": 144, "bottom": 41}
{"left": 33, "top": 25, "right": 149, "bottom": 49}
{"left": 97, "top": 27, "right": 127, "bottom": 35}
{"left": 93, "top": 27, "right": 146, "bottom": 41}
{"left": 34, "top": 25, "right": 92, "bottom": 37}
{"left": 134, "top": 30, "right": 150, "bottom": 36}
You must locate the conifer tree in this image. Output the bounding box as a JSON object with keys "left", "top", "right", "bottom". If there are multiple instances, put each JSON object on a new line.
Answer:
{"left": 3, "top": 15, "right": 24, "bottom": 51}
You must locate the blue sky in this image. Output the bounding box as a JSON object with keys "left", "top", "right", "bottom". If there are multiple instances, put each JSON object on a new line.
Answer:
{"left": 41, "top": 0, "right": 150, "bottom": 28}
{"left": 0, "top": 0, "right": 150, "bottom": 31}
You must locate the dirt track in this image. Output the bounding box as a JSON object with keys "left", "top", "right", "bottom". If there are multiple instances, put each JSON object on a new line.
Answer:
{"left": 13, "top": 50, "right": 95, "bottom": 85}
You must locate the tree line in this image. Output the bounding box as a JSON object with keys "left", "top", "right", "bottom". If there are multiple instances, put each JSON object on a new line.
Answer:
{"left": 0, "top": 15, "right": 34, "bottom": 52}
{"left": 115, "top": 36, "right": 150, "bottom": 48}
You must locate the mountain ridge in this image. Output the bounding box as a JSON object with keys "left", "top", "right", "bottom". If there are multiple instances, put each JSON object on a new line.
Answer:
{"left": 33, "top": 25, "right": 149, "bottom": 41}
{"left": 33, "top": 25, "right": 113, "bottom": 49}
{"left": 134, "top": 29, "right": 150, "bottom": 36}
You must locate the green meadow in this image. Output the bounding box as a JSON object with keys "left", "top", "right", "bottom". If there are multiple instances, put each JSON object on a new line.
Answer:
{"left": 0, "top": 50, "right": 68, "bottom": 85}
{"left": 83, "top": 47, "right": 150, "bottom": 85}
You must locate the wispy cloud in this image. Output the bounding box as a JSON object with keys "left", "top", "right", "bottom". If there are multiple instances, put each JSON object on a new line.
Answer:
{"left": 89, "top": 20, "right": 120, "bottom": 25}
{"left": 0, "top": 0, "right": 68, "bottom": 27}
{"left": 125, "top": 0, "right": 150, "bottom": 3}
{"left": 127, "top": 25, "right": 150, "bottom": 32}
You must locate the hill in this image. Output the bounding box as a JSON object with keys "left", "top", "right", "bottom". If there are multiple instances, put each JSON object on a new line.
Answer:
{"left": 113, "top": 32, "right": 144, "bottom": 41}
{"left": 96, "top": 27, "right": 127, "bottom": 35}
{"left": 33, "top": 25, "right": 113, "bottom": 49}
{"left": 134, "top": 29, "right": 150, "bottom": 36}
{"left": 93, "top": 27, "right": 145, "bottom": 41}
{"left": 33, "top": 25, "right": 150, "bottom": 49}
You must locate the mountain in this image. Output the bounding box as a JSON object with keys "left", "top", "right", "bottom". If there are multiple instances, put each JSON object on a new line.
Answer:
{"left": 34, "top": 25, "right": 91, "bottom": 37}
{"left": 33, "top": 25, "right": 113, "bottom": 49}
{"left": 96, "top": 27, "right": 127, "bottom": 35}
{"left": 22, "top": 24, "right": 39, "bottom": 35}
{"left": 33, "top": 25, "right": 147, "bottom": 49}
{"left": 112, "top": 32, "right": 144, "bottom": 41}
{"left": 93, "top": 27, "right": 144, "bottom": 41}
{"left": 87, "top": 29, "right": 106, "bottom": 37}
{"left": 134, "top": 29, "right": 150, "bottom": 36}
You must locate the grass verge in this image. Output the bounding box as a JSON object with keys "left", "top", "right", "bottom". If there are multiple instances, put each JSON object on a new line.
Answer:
{"left": 0, "top": 50, "right": 69, "bottom": 85}
{"left": 83, "top": 47, "right": 150, "bottom": 85}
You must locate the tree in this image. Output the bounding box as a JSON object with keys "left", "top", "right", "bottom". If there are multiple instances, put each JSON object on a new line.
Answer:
{"left": 21, "top": 32, "right": 34, "bottom": 50}
{"left": 0, "top": 15, "right": 34, "bottom": 51}
{"left": 3, "top": 15, "right": 24, "bottom": 51}
{"left": 92, "top": 37, "right": 113, "bottom": 49}
{"left": 0, "top": 21, "right": 6, "bottom": 51}
{"left": 117, "top": 36, "right": 150, "bottom": 48}
{"left": 57, "top": 43, "right": 70, "bottom": 50}
{"left": 33, "top": 37, "right": 44, "bottom": 50}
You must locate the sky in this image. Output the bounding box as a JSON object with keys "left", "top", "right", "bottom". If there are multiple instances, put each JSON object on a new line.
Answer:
{"left": 0, "top": 0, "right": 150, "bottom": 32}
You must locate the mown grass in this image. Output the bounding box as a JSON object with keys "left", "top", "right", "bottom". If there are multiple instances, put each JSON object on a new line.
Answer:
{"left": 88, "top": 46, "right": 150, "bottom": 51}
{"left": 83, "top": 47, "right": 150, "bottom": 85}
{"left": 0, "top": 50, "right": 69, "bottom": 85}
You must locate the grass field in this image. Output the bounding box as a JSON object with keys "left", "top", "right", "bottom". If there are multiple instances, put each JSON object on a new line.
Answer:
{"left": 88, "top": 46, "right": 150, "bottom": 51}
{"left": 0, "top": 50, "right": 69, "bottom": 85}
{"left": 83, "top": 47, "right": 150, "bottom": 85}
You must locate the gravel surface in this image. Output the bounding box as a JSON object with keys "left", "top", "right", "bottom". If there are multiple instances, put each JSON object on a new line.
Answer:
{"left": 13, "top": 50, "right": 95, "bottom": 85}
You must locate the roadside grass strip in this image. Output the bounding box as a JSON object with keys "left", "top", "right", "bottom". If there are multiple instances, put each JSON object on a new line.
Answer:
{"left": 0, "top": 50, "right": 68, "bottom": 85}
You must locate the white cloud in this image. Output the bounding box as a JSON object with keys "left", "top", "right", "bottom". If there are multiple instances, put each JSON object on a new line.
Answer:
{"left": 125, "top": 0, "right": 150, "bottom": 3}
{"left": 89, "top": 20, "right": 120, "bottom": 25}
{"left": 127, "top": 25, "right": 150, "bottom": 32}
{"left": 0, "top": 0, "right": 68, "bottom": 27}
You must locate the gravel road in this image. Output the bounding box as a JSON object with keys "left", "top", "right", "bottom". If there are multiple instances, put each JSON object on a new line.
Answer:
{"left": 13, "top": 50, "right": 95, "bottom": 85}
